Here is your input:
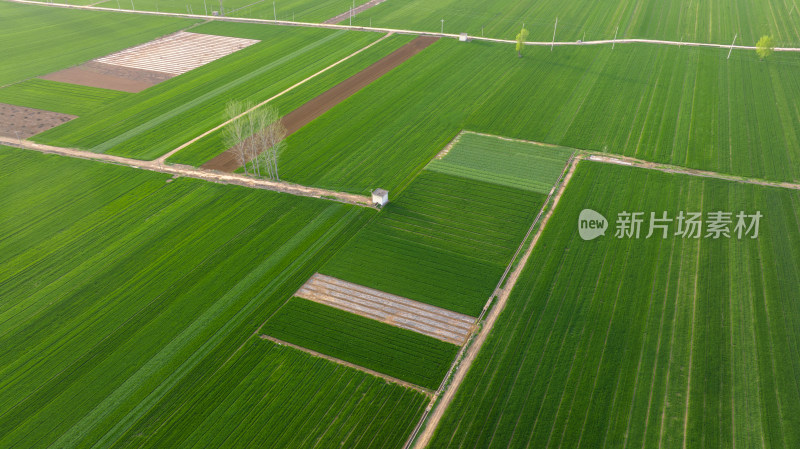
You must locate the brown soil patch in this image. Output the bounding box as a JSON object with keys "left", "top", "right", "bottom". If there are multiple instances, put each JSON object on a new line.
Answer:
{"left": 40, "top": 62, "right": 174, "bottom": 93}
{"left": 324, "top": 0, "right": 390, "bottom": 24}
{"left": 202, "top": 35, "right": 440, "bottom": 172}
{"left": 0, "top": 103, "right": 77, "bottom": 139}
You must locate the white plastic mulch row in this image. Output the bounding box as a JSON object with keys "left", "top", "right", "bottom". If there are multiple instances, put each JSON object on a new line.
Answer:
{"left": 95, "top": 31, "right": 259, "bottom": 75}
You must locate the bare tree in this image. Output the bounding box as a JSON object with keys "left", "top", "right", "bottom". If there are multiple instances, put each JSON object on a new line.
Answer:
{"left": 253, "top": 105, "right": 285, "bottom": 181}
{"left": 223, "top": 101, "right": 249, "bottom": 175}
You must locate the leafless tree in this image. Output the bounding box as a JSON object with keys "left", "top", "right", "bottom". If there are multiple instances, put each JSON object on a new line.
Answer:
{"left": 223, "top": 101, "right": 249, "bottom": 175}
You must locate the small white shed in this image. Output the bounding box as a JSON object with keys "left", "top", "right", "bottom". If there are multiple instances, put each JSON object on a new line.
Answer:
{"left": 459, "top": 33, "right": 471, "bottom": 42}
{"left": 372, "top": 189, "right": 389, "bottom": 207}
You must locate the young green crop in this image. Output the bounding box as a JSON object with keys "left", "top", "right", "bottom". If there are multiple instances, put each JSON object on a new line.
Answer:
{"left": 262, "top": 298, "right": 460, "bottom": 390}
{"left": 431, "top": 161, "right": 800, "bottom": 448}
{"left": 0, "top": 79, "right": 129, "bottom": 116}
{"left": 0, "top": 147, "right": 426, "bottom": 448}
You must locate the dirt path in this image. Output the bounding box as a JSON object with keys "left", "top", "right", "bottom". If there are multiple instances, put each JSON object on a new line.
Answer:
{"left": 407, "top": 156, "right": 582, "bottom": 449}
{"left": 260, "top": 335, "right": 434, "bottom": 397}
{"left": 0, "top": 137, "right": 375, "bottom": 207}
{"left": 9, "top": 0, "right": 800, "bottom": 52}
{"left": 587, "top": 154, "right": 800, "bottom": 190}
{"left": 203, "top": 35, "right": 439, "bottom": 172}
{"left": 323, "top": 0, "right": 389, "bottom": 24}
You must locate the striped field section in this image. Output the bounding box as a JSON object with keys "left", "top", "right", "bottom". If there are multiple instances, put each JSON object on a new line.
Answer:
{"left": 95, "top": 31, "right": 258, "bottom": 75}
{"left": 296, "top": 273, "right": 476, "bottom": 345}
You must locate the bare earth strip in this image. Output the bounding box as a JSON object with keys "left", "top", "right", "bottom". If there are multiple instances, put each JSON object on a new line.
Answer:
{"left": 260, "top": 335, "right": 434, "bottom": 397}
{"left": 0, "top": 138, "right": 375, "bottom": 207}
{"left": 324, "top": 0, "right": 390, "bottom": 24}
{"left": 202, "top": 35, "right": 439, "bottom": 172}
{"left": 407, "top": 155, "right": 582, "bottom": 449}
{"left": 41, "top": 62, "right": 173, "bottom": 93}
{"left": 0, "top": 103, "right": 76, "bottom": 139}
{"left": 296, "top": 274, "right": 476, "bottom": 345}
{"left": 8, "top": 0, "right": 800, "bottom": 53}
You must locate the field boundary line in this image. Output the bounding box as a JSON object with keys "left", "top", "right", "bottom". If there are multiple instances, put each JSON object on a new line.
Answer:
{"left": 405, "top": 155, "right": 582, "bottom": 449}
{"left": 156, "top": 32, "right": 393, "bottom": 163}
{"left": 0, "top": 138, "right": 376, "bottom": 208}
{"left": 259, "top": 335, "right": 434, "bottom": 397}
{"left": 8, "top": 0, "right": 800, "bottom": 52}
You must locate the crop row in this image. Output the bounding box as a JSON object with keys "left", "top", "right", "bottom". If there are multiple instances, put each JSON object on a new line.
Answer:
{"left": 265, "top": 39, "right": 800, "bottom": 194}
{"left": 262, "top": 298, "right": 460, "bottom": 390}
{"left": 322, "top": 171, "right": 545, "bottom": 316}
{"left": 111, "top": 338, "right": 427, "bottom": 448}
{"left": 431, "top": 161, "right": 800, "bottom": 448}
{"left": 34, "top": 23, "right": 380, "bottom": 160}
{"left": 0, "top": 147, "right": 419, "bottom": 448}
{"left": 0, "top": 79, "right": 129, "bottom": 116}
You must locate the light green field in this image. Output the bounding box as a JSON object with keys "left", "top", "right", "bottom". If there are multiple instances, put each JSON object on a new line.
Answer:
{"left": 361, "top": 0, "right": 800, "bottom": 45}
{"left": 432, "top": 161, "right": 800, "bottom": 448}
{"left": 33, "top": 22, "right": 381, "bottom": 159}
{"left": 428, "top": 132, "right": 575, "bottom": 194}
{"left": 0, "top": 79, "right": 129, "bottom": 116}
{"left": 0, "top": 147, "right": 433, "bottom": 448}
{"left": 0, "top": 1, "right": 196, "bottom": 86}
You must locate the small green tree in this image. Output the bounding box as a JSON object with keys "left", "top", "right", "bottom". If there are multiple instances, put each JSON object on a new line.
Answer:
{"left": 516, "top": 26, "right": 529, "bottom": 58}
{"left": 756, "top": 35, "right": 774, "bottom": 60}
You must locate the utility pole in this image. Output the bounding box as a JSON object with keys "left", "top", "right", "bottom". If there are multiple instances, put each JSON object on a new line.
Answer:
{"left": 273, "top": 1, "right": 276, "bottom": 20}
{"left": 727, "top": 33, "right": 737, "bottom": 59}
{"left": 204, "top": 0, "right": 207, "bottom": 15}
{"left": 130, "top": 0, "right": 134, "bottom": 10}
{"left": 350, "top": 0, "right": 353, "bottom": 26}
{"left": 551, "top": 17, "right": 558, "bottom": 51}
{"left": 612, "top": 25, "right": 619, "bottom": 49}
{"left": 441, "top": 19, "right": 444, "bottom": 34}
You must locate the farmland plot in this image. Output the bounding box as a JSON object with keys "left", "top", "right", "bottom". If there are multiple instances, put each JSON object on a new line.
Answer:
{"left": 322, "top": 171, "right": 547, "bottom": 316}
{"left": 431, "top": 161, "right": 800, "bottom": 448}
{"left": 270, "top": 39, "right": 800, "bottom": 193}
{"left": 0, "top": 148, "right": 441, "bottom": 448}
{"left": 0, "top": 2, "right": 196, "bottom": 86}
{"left": 33, "top": 23, "right": 381, "bottom": 160}
{"left": 262, "top": 298, "right": 460, "bottom": 390}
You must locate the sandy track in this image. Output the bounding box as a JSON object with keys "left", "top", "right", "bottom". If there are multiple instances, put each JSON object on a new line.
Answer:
{"left": 324, "top": 0, "right": 390, "bottom": 24}
{"left": 203, "top": 35, "right": 439, "bottom": 172}
{"left": 0, "top": 138, "right": 375, "bottom": 207}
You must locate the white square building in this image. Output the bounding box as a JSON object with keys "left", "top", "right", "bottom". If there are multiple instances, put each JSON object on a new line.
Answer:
{"left": 372, "top": 189, "right": 389, "bottom": 207}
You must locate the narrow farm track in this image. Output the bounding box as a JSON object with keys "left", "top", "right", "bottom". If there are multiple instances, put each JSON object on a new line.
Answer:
{"left": 259, "top": 335, "right": 434, "bottom": 397}
{"left": 203, "top": 35, "right": 439, "bottom": 172}
{"left": 0, "top": 138, "right": 375, "bottom": 207}
{"left": 7, "top": 0, "right": 800, "bottom": 52}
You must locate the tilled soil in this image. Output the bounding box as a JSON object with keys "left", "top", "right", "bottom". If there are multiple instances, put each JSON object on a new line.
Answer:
{"left": 0, "top": 103, "right": 77, "bottom": 139}
{"left": 40, "top": 62, "right": 174, "bottom": 93}
{"left": 202, "top": 35, "right": 440, "bottom": 172}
